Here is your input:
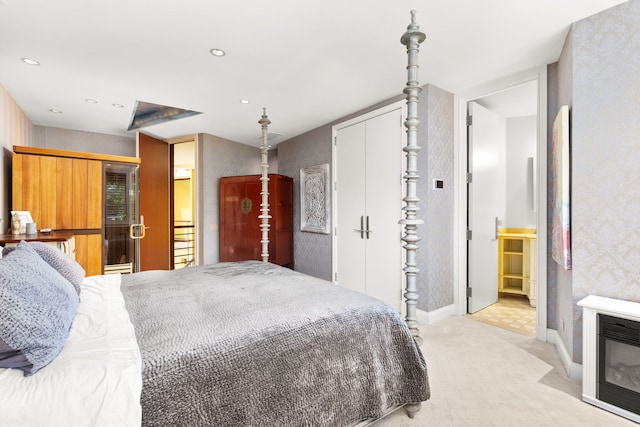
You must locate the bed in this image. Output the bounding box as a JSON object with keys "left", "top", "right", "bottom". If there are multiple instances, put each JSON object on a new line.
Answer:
{"left": 0, "top": 10, "right": 429, "bottom": 427}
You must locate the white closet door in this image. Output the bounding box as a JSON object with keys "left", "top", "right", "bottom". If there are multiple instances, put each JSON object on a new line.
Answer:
{"left": 335, "top": 105, "right": 403, "bottom": 312}
{"left": 364, "top": 110, "right": 403, "bottom": 311}
{"left": 336, "top": 121, "right": 367, "bottom": 295}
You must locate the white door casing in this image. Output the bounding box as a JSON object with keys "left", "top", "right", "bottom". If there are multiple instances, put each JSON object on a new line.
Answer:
{"left": 455, "top": 67, "right": 547, "bottom": 340}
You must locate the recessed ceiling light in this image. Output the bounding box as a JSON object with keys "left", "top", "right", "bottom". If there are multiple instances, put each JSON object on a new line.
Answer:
{"left": 85, "top": 98, "right": 98, "bottom": 104}
{"left": 49, "top": 109, "right": 62, "bottom": 114}
{"left": 112, "top": 103, "right": 124, "bottom": 108}
{"left": 210, "top": 48, "right": 226, "bottom": 57}
{"left": 240, "top": 99, "right": 250, "bottom": 104}
{"left": 21, "top": 58, "right": 40, "bottom": 66}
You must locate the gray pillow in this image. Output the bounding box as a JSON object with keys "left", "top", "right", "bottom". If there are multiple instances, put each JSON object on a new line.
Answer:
{"left": 2, "top": 241, "right": 85, "bottom": 295}
{"left": 0, "top": 242, "right": 79, "bottom": 376}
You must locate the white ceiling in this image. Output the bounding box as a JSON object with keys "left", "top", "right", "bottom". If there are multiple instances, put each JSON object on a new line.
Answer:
{"left": 0, "top": 0, "right": 627, "bottom": 147}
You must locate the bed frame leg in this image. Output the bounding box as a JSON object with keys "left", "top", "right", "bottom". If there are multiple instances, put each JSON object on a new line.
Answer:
{"left": 404, "top": 402, "right": 421, "bottom": 418}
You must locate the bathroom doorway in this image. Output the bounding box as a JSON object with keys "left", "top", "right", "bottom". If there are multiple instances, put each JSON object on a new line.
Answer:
{"left": 466, "top": 79, "right": 540, "bottom": 336}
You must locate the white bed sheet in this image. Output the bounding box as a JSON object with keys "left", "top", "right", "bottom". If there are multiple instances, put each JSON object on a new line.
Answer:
{"left": 0, "top": 274, "right": 142, "bottom": 427}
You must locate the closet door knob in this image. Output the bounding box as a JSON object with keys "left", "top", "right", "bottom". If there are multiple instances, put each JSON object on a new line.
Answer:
{"left": 353, "top": 216, "right": 365, "bottom": 239}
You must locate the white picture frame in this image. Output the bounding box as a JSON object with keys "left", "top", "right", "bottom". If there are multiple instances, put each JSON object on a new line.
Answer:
{"left": 10, "top": 210, "right": 33, "bottom": 234}
{"left": 300, "top": 164, "right": 330, "bottom": 234}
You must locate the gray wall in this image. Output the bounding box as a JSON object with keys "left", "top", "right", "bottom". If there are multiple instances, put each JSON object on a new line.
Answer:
{"left": 278, "top": 84, "right": 455, "bottom": 312}
{"left": 550, "top": 28, "right": 576, "bottom": 359}
{"left": 505, "top": 115, "right": 536, "bottom": 228}
{"left": 548, "top": 0, "right": 640, "bottom": 363}
{"left": 421, "top": 84, "right": 455, "bottom": 311}
{"left": 0, "top": 85, "right": 34, "bottom": 228}
{"left": 546, "top": 62, "right": 559, "bottom": 332}
{"left": 200, "top": 133, "right": 263, "bottom": 265}
{"left": 34, "top": 126, "right": 136, "bottom": 157}
{"left": 277, "top": 126, "right": 332, "bottom": 280}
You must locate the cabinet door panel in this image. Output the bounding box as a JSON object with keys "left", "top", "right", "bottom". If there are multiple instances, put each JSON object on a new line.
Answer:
{"left": 12, "top": 154, "right": 24, "bottom": 211}
{"left": 72, "top": 159, "right": 89, "bottom": 228}
{"left": 56, "top": 157, "right": 73, "bottom": 230}
{"left": 39, "top": 156, "right": 57, "bottom": 230}
{"left": 87, "top": 160, "right": 103, "bottom": 228}
{"left": 86, "top": 233, "right": 103, "bottom": 275}
{"left": 74, "top": 235, "right": 88, "bottom": 274}
{"left": 21, "top": 154, "right": 42, "bottom": 226}
{"left": 74, "top": 233, "right": 103, "bottom": 276}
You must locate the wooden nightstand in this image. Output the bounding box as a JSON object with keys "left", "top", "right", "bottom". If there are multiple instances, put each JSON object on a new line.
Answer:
{"left": 0, "top": 232, "right": 76, "bottom": 259}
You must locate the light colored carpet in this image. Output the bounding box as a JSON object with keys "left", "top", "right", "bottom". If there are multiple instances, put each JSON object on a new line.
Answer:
{"left": 373, "top": 315, "right": 637, "bottom": 427}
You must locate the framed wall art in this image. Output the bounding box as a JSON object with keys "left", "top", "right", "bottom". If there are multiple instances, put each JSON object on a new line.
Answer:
{"left": 551, "top": 105, "right": 571, "bottom": 270}
{"left": 300, "top": 164, "right": 330, "bottom": 234}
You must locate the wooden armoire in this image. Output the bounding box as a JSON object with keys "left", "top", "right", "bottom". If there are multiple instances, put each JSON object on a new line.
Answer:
{"left": 219, "top": 174, "right": 293, "bottom": 268}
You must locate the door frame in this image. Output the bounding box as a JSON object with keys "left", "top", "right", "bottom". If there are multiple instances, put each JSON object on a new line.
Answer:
{"left": 166, "top": 133, "right": 203, "bottom": 267}
{"left": 454, "top": 66, "right": 548, "bottom": 341}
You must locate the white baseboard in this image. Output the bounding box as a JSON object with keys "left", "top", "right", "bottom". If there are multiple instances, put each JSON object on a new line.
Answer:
{"left": 546, "top": 329, "right": 582, "bottom": 381}
{"left": 417, "top": 304, "right": 456, "bottom": 326}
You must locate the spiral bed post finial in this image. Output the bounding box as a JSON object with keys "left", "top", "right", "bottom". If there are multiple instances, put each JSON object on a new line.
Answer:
{"left": 400, "top": 10, "right": 426, "bottom": 346}
{"left": 258, "top": 108, "right": 272, "bottom": 263}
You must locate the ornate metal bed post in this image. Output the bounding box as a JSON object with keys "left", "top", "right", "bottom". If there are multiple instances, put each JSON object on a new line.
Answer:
{"left": 258, "top": 108, "right": 272, "bottom": 263}
{"left": 400, "top": 10, "right": 426, "bottom": 346}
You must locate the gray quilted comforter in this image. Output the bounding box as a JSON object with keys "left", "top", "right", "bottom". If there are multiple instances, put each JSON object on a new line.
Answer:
{"left": 120, "top": 261, "right": 429, "bottom": 426}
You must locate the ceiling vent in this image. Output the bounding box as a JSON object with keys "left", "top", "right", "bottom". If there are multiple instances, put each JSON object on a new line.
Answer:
{"left": 127, "top": 100, "right": 201, "bottom": 131}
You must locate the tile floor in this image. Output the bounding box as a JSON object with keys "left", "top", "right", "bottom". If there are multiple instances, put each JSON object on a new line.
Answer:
{"left": 467, "top": 293, "right": 536, "bottom": 336}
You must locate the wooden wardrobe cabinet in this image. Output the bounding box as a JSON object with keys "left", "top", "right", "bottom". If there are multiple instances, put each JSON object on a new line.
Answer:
{"left": 12, "top": 146, "right": 139, "bottom": 276}
{"left": 219, "top": 174, "right": 293, "bottom": 268}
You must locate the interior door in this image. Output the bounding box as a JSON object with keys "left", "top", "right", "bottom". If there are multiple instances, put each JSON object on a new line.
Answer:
{"left": 467, "top": 101, "right": 506, "bottom": 313}
{"left": 138, "top": 133, "right": 173, "bottom": 271}
{"left": 336, "top": 121, "right": 367, "bottom": 295}
{"left": 365, "top": 110, "right": 403, "bottom": 311}
{"left": 335, "top": 105, "right": 403, "bottom": 312}
{"left": 104, "top": 163, "right": 139, "bottom": 272}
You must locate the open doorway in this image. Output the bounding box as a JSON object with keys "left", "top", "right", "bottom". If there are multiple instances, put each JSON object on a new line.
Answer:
{"left": 173, "top": 140, "right": 196, "bottom": 269}
{"left": 463, "top": 75, "right": 546, "bottom": 338}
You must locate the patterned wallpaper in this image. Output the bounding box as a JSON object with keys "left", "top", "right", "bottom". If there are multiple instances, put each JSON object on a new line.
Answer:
{"left": 550, "top": 28, "right": 577, "bottom": 355}
{"left": 277, "top": 126, "right": 333, "bottom": 280}
{"left": 420, "top": 85, "right": 455, "bottom": 311}
{"left": 277, "top": 84, "right": 455, "bottom": 312}
{"left": 570, "top": 0, "right": 640, "bottom": 362}
{"left": 548, "top": 0, "right": 640, "bottom": 363}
